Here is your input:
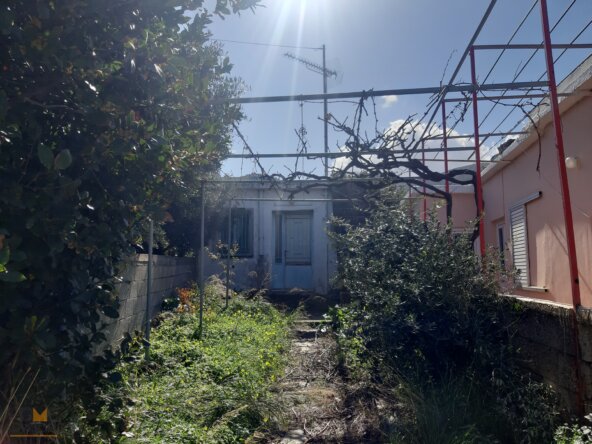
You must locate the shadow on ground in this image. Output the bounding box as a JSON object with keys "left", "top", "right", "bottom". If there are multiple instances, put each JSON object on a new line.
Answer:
{"left": 257, "top": 290, "right": 389, "bottom": 443}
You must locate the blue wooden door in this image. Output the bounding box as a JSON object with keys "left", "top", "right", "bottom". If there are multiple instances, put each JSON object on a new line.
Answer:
{"left": 271, "top": 212, "right": 313, "bottom": 290}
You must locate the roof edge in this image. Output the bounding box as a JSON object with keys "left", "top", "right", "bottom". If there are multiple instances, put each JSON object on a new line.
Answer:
{"left": 482, "top": 54, "right": 592, "bottom": 182}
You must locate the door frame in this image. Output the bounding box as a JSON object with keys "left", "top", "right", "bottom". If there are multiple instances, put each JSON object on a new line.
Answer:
{"left": 271, "top": 210, "right": 314, "bottom": 290}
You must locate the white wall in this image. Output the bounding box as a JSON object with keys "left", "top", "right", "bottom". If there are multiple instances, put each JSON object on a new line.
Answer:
{"left": 203, "top": 185, "right": 336, "bottom": 295}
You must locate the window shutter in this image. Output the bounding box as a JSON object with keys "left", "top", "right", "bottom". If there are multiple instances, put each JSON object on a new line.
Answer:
{"left": 510, "top": 205, "right": 529, "bottom": 286}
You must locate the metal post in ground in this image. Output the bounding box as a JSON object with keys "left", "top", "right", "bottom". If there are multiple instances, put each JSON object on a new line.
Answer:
{"left": 441, "top": 101, "right": 450, "bottom": 195}
{"left": 422, "top": 140, "right": 427, "bottom": 221}
{"left": 226, "top": 205, "right": 231, "bottom": 308}
{"left": 322, "top": 46, "right": 331, "bottom": 297}
{"left": 144, "top": 218, "right": 153, "bottom": 360}
{"left": 469, "top": 46, "right": 486, "bottom": 257}
{"left": 198, "top": 181, "right": 205, "bottom": 337}
{"left": 539, "top": 0, "right": 583, "bottom": 415}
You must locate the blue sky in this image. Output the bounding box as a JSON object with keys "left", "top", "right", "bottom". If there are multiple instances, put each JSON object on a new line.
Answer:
{"left": 204, "top": 0, "right": 592, "bottom": 177}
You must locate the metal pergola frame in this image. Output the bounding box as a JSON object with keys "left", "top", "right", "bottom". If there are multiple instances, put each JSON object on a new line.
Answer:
{"left": 202, "top": 0, "right": 591, "bottom": 411}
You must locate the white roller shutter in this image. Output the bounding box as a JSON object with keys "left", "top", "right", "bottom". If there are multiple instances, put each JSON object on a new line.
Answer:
{"left": 510, "top": 205, "right": 529, "bottom": 286}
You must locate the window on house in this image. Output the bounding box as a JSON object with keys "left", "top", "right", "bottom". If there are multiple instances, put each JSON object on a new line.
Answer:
{"left": 274, "top": 213, "right": 282, "bottom": 263}
{"left": 222, "top": 208, "right": 253, "bottom": 257}
{"left": 510, "top": 205, "right": 528, "bottom": 286}
{"left": 496, "top": 223, "right": 505, "bottom": 268}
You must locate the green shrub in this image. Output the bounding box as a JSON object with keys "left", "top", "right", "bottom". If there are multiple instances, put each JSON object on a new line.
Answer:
{"left": 329, "top": 191, "right": 560, "bottom": 442}
{"left": 555, "top": 415, "right": 592, "bottom": 443}
{"left": 330, "top": 194, "right": 511, "bottom": 381}
{"left": 0, "top": 0, "right": 256, "bottom": 418}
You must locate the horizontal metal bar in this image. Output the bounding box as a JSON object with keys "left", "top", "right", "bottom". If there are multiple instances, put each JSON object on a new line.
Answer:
{"left": 207, "top": 178, "right": 367, "bottom": 184}
{"left": 443, "top": 92, "right": 573, "bottom": 102}
{"left": 473, "top": 43, "right": 592, "bottom": 50}
{"left": 420, "top": 158, "right": 508, "bottom": 163}
{"left": 221, "top": 81, "right": 548, "bottom": 104}
{"left": 231, "top": 196, "right": 425, "bottom": 202}
{"left": 426, "top": 131, "right": 528, "bottom": 140}
{"left": 232, "top": 198, "right": 354, "bottom": 202}
{"left": 226, "top": 146, "right": 481, "bottom": 159}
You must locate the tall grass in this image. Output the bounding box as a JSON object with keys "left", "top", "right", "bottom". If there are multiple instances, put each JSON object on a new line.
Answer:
{"left": 69, "top": 287, "right": 292, "bottom": 442}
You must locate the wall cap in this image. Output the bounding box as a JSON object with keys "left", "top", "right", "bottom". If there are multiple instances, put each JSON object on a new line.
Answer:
{"left": 520, "top": 285, "right": 549, "bottom": 293}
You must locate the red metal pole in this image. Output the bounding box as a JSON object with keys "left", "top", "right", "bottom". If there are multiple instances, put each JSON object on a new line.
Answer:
{"left": 539, "top": 0, "right": 581, "bottom": 308}
{"left": 469, "top": 47, "right": 486, "bottom": 257}
{"left": 422, "top": 140, "right": 427, "bottom": 221}
{"left": 441, "top": 101, "right": 450, "bottom": 195}
{"left": 540, "top": 0, "right": 584, "bottom": 417}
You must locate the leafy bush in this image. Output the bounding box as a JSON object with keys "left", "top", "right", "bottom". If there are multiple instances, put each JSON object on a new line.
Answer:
{"left": 0, "top": 0, "right": 258, "bottom": 416}
{"left": 555, "top": 415, "right": 592, "bottom": 443}
{"left": 329, "top": 191, "right": 560, "bottom": 442}
{"left": 70, "top": 286, "right": 291, "bottom": 442}
{"left": 330, "top": 194, "right": 511, "bottom": 381}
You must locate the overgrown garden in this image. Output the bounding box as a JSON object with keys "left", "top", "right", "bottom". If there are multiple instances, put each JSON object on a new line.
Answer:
{"left": 328, "top": 190, "right": 564, "bottom": 443}
{"left": 68, "top": 284, "right": 291, "bottom": 443}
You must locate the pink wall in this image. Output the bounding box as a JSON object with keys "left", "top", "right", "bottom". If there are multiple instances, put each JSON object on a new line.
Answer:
{"left": 481, "top": 97, "right": 592, "bottom": 307}
{"left": 418, "top": 192, "right": 477, "bottom": 231}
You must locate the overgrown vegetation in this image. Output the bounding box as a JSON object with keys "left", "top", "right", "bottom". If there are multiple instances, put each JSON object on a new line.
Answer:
{"left": 69, "top": 284, "right": 291, "bottom": 443}
{"left": 0, "top": 0, "right": 259, "bottom": 423}
{"left": 329, "top": 191, "right": 561, "bottom": 443}
{"left": 554, "top": 414, "right": 592, "bottom": 443}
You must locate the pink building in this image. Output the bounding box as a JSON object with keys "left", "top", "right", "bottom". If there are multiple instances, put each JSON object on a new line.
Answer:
{"left": 450, "top": 55, "right": 592, "bottom": 308}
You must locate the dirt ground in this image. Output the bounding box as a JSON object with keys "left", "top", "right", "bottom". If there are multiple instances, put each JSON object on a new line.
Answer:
{"left": 258, "top": 318, "right": 386, "bottom": 443}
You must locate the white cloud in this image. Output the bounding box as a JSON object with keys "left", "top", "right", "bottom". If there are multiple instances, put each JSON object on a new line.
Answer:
{"left": 381, "top": 95, "right": 399, "bottom": 108}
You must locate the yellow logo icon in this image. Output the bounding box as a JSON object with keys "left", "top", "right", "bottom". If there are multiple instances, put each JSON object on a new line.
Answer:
{"left": 32, "top": 407, "right": 48, "bottom": 422}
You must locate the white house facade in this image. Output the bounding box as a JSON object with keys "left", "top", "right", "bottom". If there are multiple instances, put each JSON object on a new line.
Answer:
{"left": 204, "top": 180, "right": 336, "bottom": 295}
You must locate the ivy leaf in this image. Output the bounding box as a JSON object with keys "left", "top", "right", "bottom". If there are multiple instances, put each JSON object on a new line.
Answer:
{"left": 0, "top": 270, "right": 26, "bottom": 283}
{"left": 37, "top": 144, "right": 54, "bottom": 169}
{"left": 54, "top": 149, "right": 73, "bottom": 170}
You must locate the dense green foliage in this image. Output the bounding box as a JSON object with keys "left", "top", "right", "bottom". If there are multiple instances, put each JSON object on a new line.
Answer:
{"left": 71, "top": 286, "right": 291, "bottom": 442}
{"left": 329, "top": 193, "right": 560, "bottom": 443}
{"left": 554, "top": 415, "right": 592, "bottom": 443}
{"left": 0, "top": 0, "right": 256, "bottom": 407}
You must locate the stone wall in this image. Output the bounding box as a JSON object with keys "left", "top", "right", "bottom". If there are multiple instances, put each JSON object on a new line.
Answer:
{"left": 509, "top": 295, "right": 592, "bottom": 414}
{"left": 102, "top": 254, "right": 195, "bottom": 349}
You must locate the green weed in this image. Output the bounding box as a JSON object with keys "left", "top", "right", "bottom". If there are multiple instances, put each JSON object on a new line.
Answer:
{"left": 70, "top": 287, "right": 291, "bottom": 443}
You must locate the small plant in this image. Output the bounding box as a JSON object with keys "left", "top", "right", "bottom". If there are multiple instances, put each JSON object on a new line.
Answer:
{"left": 175, "top": 286, "right": 197, "bottom": 313}
{"left": 555, "top": 415, "right": 592, "bottom": 443}
{"left": 208, "top": 240, "right": 241, "bottom": 297}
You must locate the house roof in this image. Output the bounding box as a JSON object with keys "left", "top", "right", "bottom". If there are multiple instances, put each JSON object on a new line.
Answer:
{"left": 481, "top": 54, "right": 592, "bottom": 182}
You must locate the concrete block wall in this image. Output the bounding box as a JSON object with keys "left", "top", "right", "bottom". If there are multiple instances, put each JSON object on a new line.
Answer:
{"left": 102, "top": 254, "right": 195, "bottom": 349}
{"left": 509, "top": 295, "right": 592, "bottom": 414}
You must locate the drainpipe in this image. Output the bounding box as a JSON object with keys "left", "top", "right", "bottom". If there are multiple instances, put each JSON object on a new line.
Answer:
{"left": 539, "top": 0, "right": 584, "bottom": 415}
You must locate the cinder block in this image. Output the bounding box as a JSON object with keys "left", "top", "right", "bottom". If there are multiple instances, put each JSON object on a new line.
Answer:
{"left": 577, "top": 321, "right": 592, "bottom": 362}
{"left": 515, "top": 336, "right": 577, "bottom": 391}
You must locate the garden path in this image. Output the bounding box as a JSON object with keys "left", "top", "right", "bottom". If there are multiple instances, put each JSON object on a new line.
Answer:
{"left": 259, "top": 304, "right": 379, "bottom": 444}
